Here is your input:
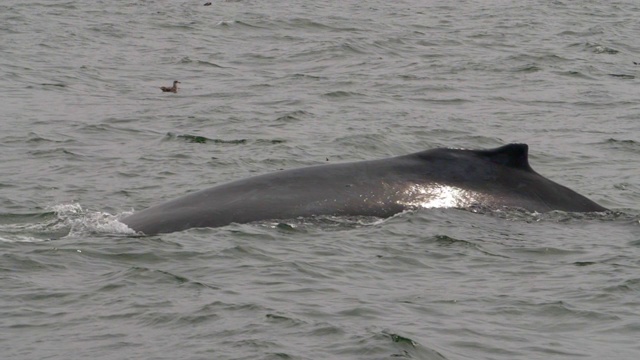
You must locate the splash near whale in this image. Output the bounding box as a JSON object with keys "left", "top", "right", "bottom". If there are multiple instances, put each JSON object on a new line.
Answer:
{"left": 121, "top": 144, "right": 607, "bottom": 235}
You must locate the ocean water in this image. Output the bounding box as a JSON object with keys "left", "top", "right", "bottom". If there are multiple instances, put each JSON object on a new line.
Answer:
{"left": 1, "top": 1, "right": 639, "bottom": 359}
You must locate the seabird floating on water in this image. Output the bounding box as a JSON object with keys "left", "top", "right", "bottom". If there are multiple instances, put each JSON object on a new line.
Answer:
{"left": 160, "top": 80, "right": 180, "bottom": 93}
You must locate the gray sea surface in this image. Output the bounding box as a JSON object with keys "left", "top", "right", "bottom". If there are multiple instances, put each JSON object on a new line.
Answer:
{"left": 1, "top": 1, "right": 639, "bottom": 359}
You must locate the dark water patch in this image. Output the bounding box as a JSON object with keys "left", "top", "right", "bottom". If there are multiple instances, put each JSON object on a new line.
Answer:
{"left": 256, "top": 139, "right": 286, "bottom": 145}
{"left": 604, "top": 278, "right": 640, "bottom": 293}
{"left": 166, "top": 134, "right": 285, "bottom": 146}
{"left": 0, "top": 182, "right": 17, "bottom": 190}
{"left": 197, "top": 300, "right": 270, "bottom": 316}
{"left": 432, "top": 234, "right": 475, "bottom": 248}
{"left": 286, "top": 18, "right": 364, "bottom": 33}
{"left": 216, "top": 243, "right": 283, "bottom": 263}
{"left": 82, "top": 247, "right": 172, "bottom": 265}
{"left": 378, "top": 331, "right": 448, "bottom": 360}
{"left": 186, "top": 280, "right": 219, "bottom": 291}
{"left": 5, "top": 305, "right": 75, "bottom": 329}
{"left": 274, "top": 109, "right": 312, "bottom": 122}
{"left": 274, "top": 114, "right": 301, "bottom": 122}
{"left": 339, "top": 41, "right": 369, "bottom": 55}
{"left": 178, "top": 57, "right": 225, "bottom": 68}
{"left": 604, "top": 138, "right": 640, "bottom": 153}
{"left": 28, "top": 147, "right": 85, "bottom": 159}
{"left": 290, "top": 73, "right": 325, "bottom": 80}
{"left": 195, "top": 59, "right": 224, "bottom": 68}
{"left": 154, "top": 269, "right": 190, "bottom": 284}
{"left": 411, "top": 97, "right": 471, "bottom": 105}
{"left": 605, "top": 138, "right": 638, "bottom": 145}
{"left": 225, "top": 20, "right": 268, "bottom": 30}
{"left": 0, "top": 214, "right": 76, "bottom": 242}
{"left": 76, "top": 123, "right": 147, "bottom": 137}
{"left": 0, "top": 211, "right": 57, "bottom": 225}
{"left": 305, "top": 323, "right": 345, "bottom": 338}
{"left": 510, "top": 64, "right": 541, "bottom": 73}
{"left": 95, "top": 282, "right": 127, "bottom": 293}
{"left": 504, "top": 53, "right": 568, "bottom": 67}
{"left": 1, "top": 252, "right": 65, "bottom": 273}
{"left": 331, "top": 132, "right": 393, "bottom": 153}
{"left": 87, "top": 23, "right": 130, "bottom": 39}
{"left": 10, "top": 289, "right": 76, "bottom": 303}
{"left": 156, "top": 21, "right": 198, "bottom": 31}
{"left": 507, "top": 246, "right": 579, "bottom": 257}
{"left": 533, "top": 300, "right": 621, "bottom": 322}
{"left": 554, "top": 70, "right": 596, "bottom": 80}
{"left": 165, "top": 132, "right": 247, "bottom": 145}
{"left": 425, "top": 233, "right": 508, "bottom": 259}
{"left": 114, "top": 266, "right": 198, "bottom": 288}
{"left": 573, "top": 261, "right": 597, "bottom": 266}
{"left": 134, "top": 308, "right": 210, "bottom": 329}
{"left": 264, "top": 352, "right": 293, "bottom": 359}
{"left": 608, "top": 73, "right": 635, "bottom": 79}
{"left": 23, "top": 132, "right": 76, "bottom": 144}
{"left": 521, "top": 345, "right": 587, "bottom": 357}
{"left": 265, "top": 313, "right": 306, "bottom": 327}
{"left": 322, "top": 90, "right": 365, "bottom": 98}
{"left": 614, "top": 182, "right": 637, "bottom": 192}
{"left": 397, "top": 73, "right": 427, "bottom": 81}
{"left": 39, "top": 82, "right": 66, "bottom": 87}
{"left": 243, "top": 52, "right": 279, "bottom": 61}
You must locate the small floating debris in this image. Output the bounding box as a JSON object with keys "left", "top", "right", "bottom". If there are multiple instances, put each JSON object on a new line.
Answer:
{"left": 204, "top": 2, "right": 212, "bottom": 5}
{"left": 160, "top": 80, "right": 180, "bottom": 93}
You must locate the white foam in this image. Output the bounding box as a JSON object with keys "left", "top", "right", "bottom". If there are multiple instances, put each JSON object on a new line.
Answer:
{"left": 0, "top": 203, "right": 136, "bottom": 242}
{"left": 66, "top": 208, "right": 137, "bottom": 237}
{"left": 0, "top": 234, "right": 46, "bottom": 243}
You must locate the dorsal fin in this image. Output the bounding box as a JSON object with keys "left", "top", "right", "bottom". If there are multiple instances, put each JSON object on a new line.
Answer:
{"left": 475, "top": 143, "right": 534, "bottom": 171}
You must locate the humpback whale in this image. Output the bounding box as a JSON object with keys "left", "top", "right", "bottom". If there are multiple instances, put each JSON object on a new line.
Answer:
{"left": 121, "top": 144, "right": 607, "bottom": 235}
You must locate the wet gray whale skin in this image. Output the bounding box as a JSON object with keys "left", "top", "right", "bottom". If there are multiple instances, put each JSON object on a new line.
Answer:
{"left": 121, "top": 144, "right": 607, "bottom": 235}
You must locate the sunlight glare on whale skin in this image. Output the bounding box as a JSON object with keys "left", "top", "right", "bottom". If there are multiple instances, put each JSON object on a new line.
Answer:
{"left": 398, "top": 184, "right": 483, "bottom": 209}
